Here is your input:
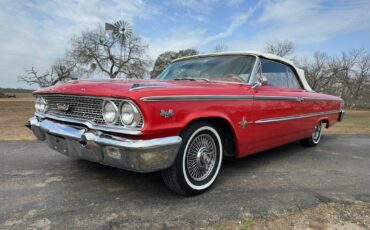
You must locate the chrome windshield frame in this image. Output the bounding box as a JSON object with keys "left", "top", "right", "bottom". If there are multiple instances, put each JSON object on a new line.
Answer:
{"left": 157, "top": 54, "right": 259, "bottom": 85}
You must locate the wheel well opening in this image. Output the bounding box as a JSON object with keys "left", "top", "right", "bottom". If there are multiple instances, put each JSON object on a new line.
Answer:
{"left": 321, "top": 119, "right": 329, "bottom": 128}
{"left": 183, "top": 117, "right": 237, "bottom": 158}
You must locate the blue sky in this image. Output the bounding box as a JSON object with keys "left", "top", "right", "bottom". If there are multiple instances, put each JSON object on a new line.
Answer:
{"left": 1, "top": 0, "right": 370, "bottom": 88}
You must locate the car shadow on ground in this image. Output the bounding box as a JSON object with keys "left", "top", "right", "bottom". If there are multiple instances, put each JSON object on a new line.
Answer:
{"left": 64, "top": 139, "right": 307, "bottom": 199}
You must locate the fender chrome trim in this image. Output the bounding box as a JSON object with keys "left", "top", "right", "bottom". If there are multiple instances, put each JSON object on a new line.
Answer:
{"left": 141, "top": 95, "right": 342, "bottom": 102}
{"left": 255, "top": 110, "right": 341, "bottom": 124}
{"left": 140, "top": 95, "right": 254, "bottom": 102}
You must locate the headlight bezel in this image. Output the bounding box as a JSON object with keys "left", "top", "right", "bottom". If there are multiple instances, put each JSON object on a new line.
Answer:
{"left": 102, "top": 100, "right": 119, "bottom": 125}
{"left": 35, "top": 96, "right": 48, "bottom": 113}
{"left": 120, "top": 101, "right": 142, "bottom": 128}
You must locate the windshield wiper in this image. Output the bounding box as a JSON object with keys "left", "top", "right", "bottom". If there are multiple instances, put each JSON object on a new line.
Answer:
{"left": 174, "top": 77, "right": 196, "bottom": 81}
{"left": 173, "top": 77, "right": 210, "bottom": 82}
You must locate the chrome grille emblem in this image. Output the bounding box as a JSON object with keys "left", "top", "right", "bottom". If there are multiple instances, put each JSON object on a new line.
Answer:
{"left": 56, "top": 103, "right": 69, "bottom": 111}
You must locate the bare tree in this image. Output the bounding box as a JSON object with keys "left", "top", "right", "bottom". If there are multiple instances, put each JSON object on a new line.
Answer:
{"left": 299, "top": 48, "right": 370, "bottom": 107}
{"left": 18, "top": 57, "right": 77, "bottom": 87}
{"left": 69, "top": 23, "right": 150, "bottom": 79}
{"left": 150, "top": 49, "right": 198, "bottom": 78}
{"left": 299, "top": 52, "right": 333, "bottom": 91}
{"left": 213, "top": 41, "right": 228, "bottom": 53}
{"left": 264, "top": 40, "right": 295, "bottom": 57}
{"left": 330, "top": 49, "right": 370, "bottom": 107}
{"left": 18, "top": 67, "right": 52, "bottom": 87}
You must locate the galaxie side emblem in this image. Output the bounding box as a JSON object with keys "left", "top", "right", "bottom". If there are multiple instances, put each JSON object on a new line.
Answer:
{"left": 239, "top": 116, "right": 247, "bottom": 129}
{"left": 57, "top": 103, "right": 70, "bottom": 111}
{"left": 160, "top": 109, "right": 174, "bottom": 118}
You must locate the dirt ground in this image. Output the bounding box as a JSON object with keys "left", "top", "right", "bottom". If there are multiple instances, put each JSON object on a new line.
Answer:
{"left": 204, "top": 202, "right": 370, "bottom": 230}
{"left": 1, "top": 136, "right": 370, "bottom": 229}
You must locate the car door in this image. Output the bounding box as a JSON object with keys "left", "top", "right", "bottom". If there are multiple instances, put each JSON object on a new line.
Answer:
{"left": 248, "top": 58, "right": 306, "bottom": 154}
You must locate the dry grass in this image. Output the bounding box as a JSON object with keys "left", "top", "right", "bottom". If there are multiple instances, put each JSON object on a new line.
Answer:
{"left": 324, "top": 110, "right": 370, "bottom": 135}
{"left": 203, "top": 202, "right": 370, "bottom": 230}
{"left": 0, "top": 97, "right": 369, "bottom": 141}
{"left": 13, "top": 93, "right": 33, "bottom": 98}
{"left": 0, "top": 97, "right": 35, "bottom": 140}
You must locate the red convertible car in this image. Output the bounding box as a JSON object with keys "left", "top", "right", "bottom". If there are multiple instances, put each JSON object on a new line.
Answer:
{"left": 27, "top": 51, "right": 345, "bottom": 195}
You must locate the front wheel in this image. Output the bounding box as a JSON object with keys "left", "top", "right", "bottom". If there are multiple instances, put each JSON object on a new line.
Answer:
{"left": 161, "top": 122, "right": 223, "bottom": 196}
{"left": 301, "top": 121, "right": 323, "bottom": 147}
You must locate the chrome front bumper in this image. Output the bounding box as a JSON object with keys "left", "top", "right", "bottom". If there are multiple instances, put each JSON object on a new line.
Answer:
{"left": 27, "top": 116, "right": 182, "bottom": 173}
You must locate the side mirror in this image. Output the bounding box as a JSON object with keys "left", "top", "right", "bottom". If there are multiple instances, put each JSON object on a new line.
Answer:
{"left": 252, "top": 74, "right": 268, "bottom": 89}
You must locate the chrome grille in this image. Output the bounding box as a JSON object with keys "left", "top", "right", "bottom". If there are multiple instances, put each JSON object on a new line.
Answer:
{"left": 42, "top": 94, "right": 143, "bottom": 128}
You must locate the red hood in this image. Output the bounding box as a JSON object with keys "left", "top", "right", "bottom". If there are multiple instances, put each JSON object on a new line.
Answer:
{"left": 34, "top": 79, "right": 253, "bottom": 101}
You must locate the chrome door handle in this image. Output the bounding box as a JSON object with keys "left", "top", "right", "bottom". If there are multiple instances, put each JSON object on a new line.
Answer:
{"left": 296, "top": 97, "right": 304, "bottom": 103}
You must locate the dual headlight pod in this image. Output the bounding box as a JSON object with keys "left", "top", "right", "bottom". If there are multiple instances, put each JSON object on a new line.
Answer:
{"left": 35, "top": 96, "right": 48, "bottom": 113}
{"left": 102, "top": 100, "right": 142, "bottom": 128}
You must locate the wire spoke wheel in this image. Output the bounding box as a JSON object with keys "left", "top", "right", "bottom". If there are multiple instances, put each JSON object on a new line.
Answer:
{"left": 312, "top": 122, "right": 322, "bottom": 143}
{"left": 186, "top": 134, "right": 217, "bottom": 182}
{"left": 161, "top": 123, "right": 223, "bottom": 196}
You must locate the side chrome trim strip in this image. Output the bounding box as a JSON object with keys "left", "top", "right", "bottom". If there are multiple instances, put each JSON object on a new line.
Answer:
{"left": 302, "top": 97, "right": 343, "bottom": 102}
{"left": 140, "top": 95, "right": 254, "bottom": 102}
{"left": 254, "top": 95, "right": 298, "bottom": 101}
{"left": 255, "top": 110, "right": 340, "bottom": 124}
{"left": 35, "top": 113, "right": 143, "bottom": 135}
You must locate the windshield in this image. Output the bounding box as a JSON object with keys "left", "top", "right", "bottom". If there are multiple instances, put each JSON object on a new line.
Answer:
{"left": 157, "top": 55, "right": 256, "bottom": 83}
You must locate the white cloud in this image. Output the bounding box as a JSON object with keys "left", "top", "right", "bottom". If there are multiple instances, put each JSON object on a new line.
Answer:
{"left": 226, "top": 0, "right": 245, "bottom": 7}
{"left": 0, "top": 0, "right": 159, "bottom": 88}
{"left": 146, "top": 28, "right": 207, "bottom": 58}
{"left": 201, "top": 5, "right": 258, "bottom": 45}
{"left": 256, "top": 0, "right": 370, "bottom": 43}
{"left": 1, "top": 0, "right": 370, "bottom": 88}
{"left": 223, "top": 0, "right": 370, "bottom": 56}
{"left": 174, "top": 0, "right": 219, "bottom": 13}
{"left": 146, "top": 3, "right": 260, "bottom": 58}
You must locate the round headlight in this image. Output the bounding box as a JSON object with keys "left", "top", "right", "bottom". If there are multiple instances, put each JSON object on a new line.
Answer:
{"left": 120, "top": 102, "right": 141, "bottom": 127}
{"left": 34, "top": 97, "right": 40, "bottom": 111}
{"left": 102, "top": 100, "right": 118, "bottom": 125}
{"left": 35, "top": 96, "right": 47, "bottom": 113}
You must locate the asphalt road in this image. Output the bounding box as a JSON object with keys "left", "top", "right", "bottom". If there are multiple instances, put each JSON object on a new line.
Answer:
{"left": 1, "top": 135, "right": 369, "bottom": 229}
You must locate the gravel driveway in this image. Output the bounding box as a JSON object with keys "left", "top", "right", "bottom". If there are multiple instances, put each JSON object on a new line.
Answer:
{"left": 1, "top": 135, "right": 369, "bottom": 229}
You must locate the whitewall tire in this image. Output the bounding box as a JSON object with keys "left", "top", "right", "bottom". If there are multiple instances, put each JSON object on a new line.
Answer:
{"left": 301, "top": 121, "right": 323, "bottom": 147}
{"left": 161, "top": 121, "right": 223, "bottom": 195}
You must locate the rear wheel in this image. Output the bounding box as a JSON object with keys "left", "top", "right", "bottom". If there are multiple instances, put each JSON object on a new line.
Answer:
{"left": 161, "top": 121, "right": 223, "bottom": 196}
{"left": 301, "top": 121, "right": 322, "bottom": 147}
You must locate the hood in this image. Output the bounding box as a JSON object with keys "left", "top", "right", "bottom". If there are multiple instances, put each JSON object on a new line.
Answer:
{"left": 34, "top": 79, "right": 253, "bottom": 101}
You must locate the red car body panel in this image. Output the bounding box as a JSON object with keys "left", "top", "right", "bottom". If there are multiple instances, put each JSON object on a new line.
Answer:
{"left": 34, "top": 79, "right": 342, "bottom": 159}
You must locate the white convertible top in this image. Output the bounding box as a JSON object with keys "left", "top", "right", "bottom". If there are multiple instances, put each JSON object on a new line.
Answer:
{"left": 173, "top": 51, "right": 313, "bottom": 91}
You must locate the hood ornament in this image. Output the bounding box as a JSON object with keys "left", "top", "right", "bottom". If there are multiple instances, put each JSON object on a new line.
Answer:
{"left": 160, "top": 109, "right": 174, "bottom": 118}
